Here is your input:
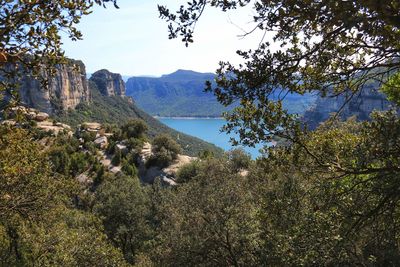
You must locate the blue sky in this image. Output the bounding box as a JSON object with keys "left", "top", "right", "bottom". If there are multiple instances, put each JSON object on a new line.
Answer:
{"left": 61, "top": 0, "right": 267, "bottom": 77}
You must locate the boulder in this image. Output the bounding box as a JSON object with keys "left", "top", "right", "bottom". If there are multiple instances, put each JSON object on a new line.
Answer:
{"left": 76, "top": 173, "right": 92, "bottom": 185}
{"left": 35, "top": 112, "right": 49, "bottom": 121}
{"left": 116, "top": 143, "right": 128, "bottom": 153}
{"left": 1, "top": 120, "right": 16, "bottom": 126}
{"left": 161, "top": 176, "right": 177, "bottom": 186}
{"left": 94, "top": 136, "right": 108, "bottom": 149}
{"left": 82, "top": 122, "right": 102, "bottom": 132}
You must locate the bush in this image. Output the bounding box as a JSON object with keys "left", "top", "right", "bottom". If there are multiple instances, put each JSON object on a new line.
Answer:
{"left": 107, "top": 140, "right": 116, "bottom": 154}
{"left": 93, "top": 165, "right": 106, "bottom": 186}
{"left": 121, "top": 119, "right": 148, "bottom": 139}
{"left": 122, "top": 160, "right": 138, "bottom": 177}
{"left": 152, "top": 134, "right": 181, "bottom": 157}
{"left": 176, "top": 160, "right": 200, "bottom": 183}
{"left": 80, "top": 131, "right": 96, "bottom": 143}
{"left": 147, "top": 134, "right": 182, "bottom": 168}
{"left": 126, "top": 137, "right": 144, "bottom": 151}
{"left": 227, "top": 148, "right": 252, "bottom": 172}
{"left": 198, "top": 149, "right": 214, "bottom": 159}
{"left": 111, "top": 149, "right": 122, "bottom": 166}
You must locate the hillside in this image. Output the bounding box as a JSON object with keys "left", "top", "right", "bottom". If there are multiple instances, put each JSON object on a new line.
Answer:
{"left": 55, "top": 80, "right": 223, "bottom": 157}
{"left": 126, "top": 70, "right": 232, "bottom": 117}
{"left": 303, "top": 81, "right": 392, "bottom": 129}
{"left": 126, "top": 69, "right": 317, "bottom": 117}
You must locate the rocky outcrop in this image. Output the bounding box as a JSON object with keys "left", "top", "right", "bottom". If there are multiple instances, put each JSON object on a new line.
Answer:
{"left": 137, "top": 142, "right": 196, "bottom": 185}
{"left": 90, "top": 69, "right": 126, "bottom": 97}
{"left": 19, "top": 59, "right": 90, "bottom": 114}
{"left": 2, "top": 106, "right": 72, "bottom": 135}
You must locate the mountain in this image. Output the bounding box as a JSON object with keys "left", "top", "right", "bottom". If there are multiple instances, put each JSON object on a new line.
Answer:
{"left": 126, "top": 70, "right": 231, "bottom": 117}
{"left": 90, "top": 69, "right": 126, "bottom": 96}
{"left": 126, "top": 70, "right": 317, "bottom": 117}
{"left": 303, "top": 81, "right": 392, "bottom": 129}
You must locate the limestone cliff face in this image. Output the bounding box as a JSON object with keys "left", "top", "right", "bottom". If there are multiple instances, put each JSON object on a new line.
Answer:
{"left": 20, "top": 60, "right": 90, "bottom": 114}
{"left": 89, "top": 69, "right": 126, "bottom": 96}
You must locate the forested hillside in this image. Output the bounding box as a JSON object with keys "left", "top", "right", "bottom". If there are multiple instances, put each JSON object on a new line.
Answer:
{"left": 126, "top": 69, "right": 317, "bottom": 117}
{"left": 126, "top": 70, "right": 228, "bottom": 117}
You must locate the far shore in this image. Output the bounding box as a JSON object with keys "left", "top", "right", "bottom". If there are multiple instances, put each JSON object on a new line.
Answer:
{"left": 154, "top": 116, "right": 224, "bottom": 120}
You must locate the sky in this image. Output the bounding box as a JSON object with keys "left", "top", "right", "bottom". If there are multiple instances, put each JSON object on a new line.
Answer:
{"left": 61, "top": 0, "right": 268, "bottom": 77}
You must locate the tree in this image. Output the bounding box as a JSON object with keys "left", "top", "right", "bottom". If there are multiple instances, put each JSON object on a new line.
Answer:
{"left": 111, "top": 148, "right": 122, "bottom": 166}
{"left": 381, "top": 72, "right": 400, "bottom": 106}
{"left": 147, "top": 134, "right": 182, "bottom": 168}
{"left": 226, "top": 148, "right": 252, "bottom": 172}
{"left": 159, "top": 0, "right": 400, "bottom": 145}
{"left": 0, "top": 126, "right": 66, "bottom": 219}
{"left": 121, "top": 119, "right": 148, "bottom": 140}
{"left": 0, "top": 0, "right": 118, "bottom": 104}
{"left": 151, "top": 158, "right": 261, "bottom": 266}
{"left": 94, "top": 174, "right": 152, "bottom": 264}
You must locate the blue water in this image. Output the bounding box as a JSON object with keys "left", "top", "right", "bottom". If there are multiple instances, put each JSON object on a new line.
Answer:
{"left": 159, "top": 118, "right": 264, "bottom": 158}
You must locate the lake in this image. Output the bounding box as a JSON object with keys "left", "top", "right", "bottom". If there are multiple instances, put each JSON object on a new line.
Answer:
{"left": 158, "top": 118, "right": 264, "bottom": 158}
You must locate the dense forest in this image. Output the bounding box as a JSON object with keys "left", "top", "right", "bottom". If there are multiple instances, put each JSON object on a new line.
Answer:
{"left": 1, "top": 0, "right": 400, "bottom": 266}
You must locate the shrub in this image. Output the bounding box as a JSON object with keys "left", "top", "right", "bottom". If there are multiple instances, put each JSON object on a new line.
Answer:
{"left": 176, "top": 160, "right": 200, "bottom": 183}
{"left": 227, "top": 148, "right": 252, "bottom": 172}
{"left": 111, "top": 149, "right": 122, "bottom": 166}
{"left": 147, "top": 134, "right": 182, "bottom": 168}
{"left": 121, "top": 119, "right": 148, "bottom": 139}
{"left": 122, "top": 160, "right": 138, "bottom": 177}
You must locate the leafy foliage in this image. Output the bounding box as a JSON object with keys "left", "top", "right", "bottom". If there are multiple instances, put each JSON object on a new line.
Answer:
{"left": 150, "top": 157, "right": 261, "bottom": 266}
{"left": 147, "top": 134, "right": 182, "bottom": 168}
{"left": 0, "top": 126, "right": 66, "bottom": 219}
{"left": 0, "top": 126, "right": 126, "bottom": 266}
{"left": 94, "top": 174, "right": 152, "bottom": 264}
{"left": 121, "top": 119, "right": 148, "bottom": 140}
{"left": 382, "top": 72, "right": 400, "bottom": 107}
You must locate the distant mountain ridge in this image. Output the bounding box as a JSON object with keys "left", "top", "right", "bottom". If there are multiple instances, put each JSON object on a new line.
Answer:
{"left": 126, "top": 70, "right": 317, "bottom": 117}
{"left": 126, "top": 70, "right": 230, "bottom": 117}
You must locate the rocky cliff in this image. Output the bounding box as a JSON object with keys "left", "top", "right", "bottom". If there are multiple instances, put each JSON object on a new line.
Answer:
{"left": 303, "top": 82, "right": 391, "bottom": 129}
{"left": 19, "top": 59, "right": 90, "bottom": 114}
{"left": 90, "top": 69, "right": 126, "bottom": 96}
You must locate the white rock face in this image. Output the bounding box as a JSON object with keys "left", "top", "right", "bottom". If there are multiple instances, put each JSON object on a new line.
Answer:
{"left": 36, "top": 121, "right": 72, "bottom": 136}
{"left": 161, "top": 176, "right": 177, "bottom": 186}
{"left": 1, "top": 120, "right": 16, "bottom": 126}
{"left": 94, "top": 136, "right": 108, "bottom": 149}
{"left": 76, "top": 173, "right": 92, "bottom": 185}
{"left": 163, "top": 155, "right": 196, "bottom": 177}
{"left": 35, "top": 112, "right": 49, "bottom": 121}
{"left": 19, "top": 60, "right": 90, "bottom": 114}
{"left": 116, "top": 144, "right": 127, "bottom": 152}
{"left": 82, "top": 122, "right": 102, "bottom": 132}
